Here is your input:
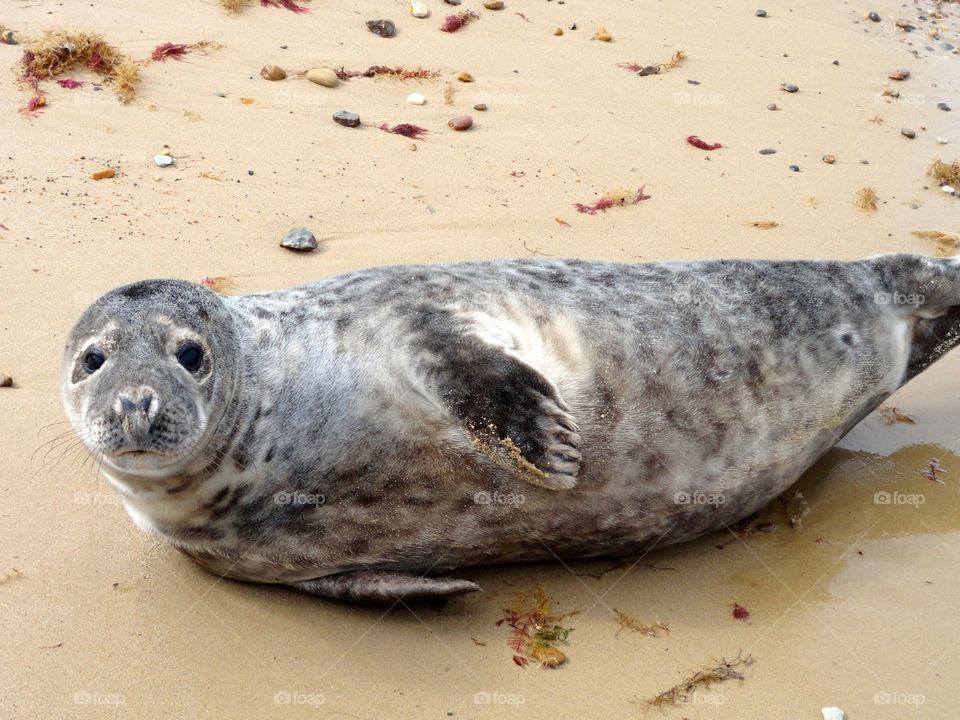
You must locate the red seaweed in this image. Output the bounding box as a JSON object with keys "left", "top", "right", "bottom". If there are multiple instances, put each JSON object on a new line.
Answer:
{"left": 18, "top": 94, "right": 46, "bottom": 115}
{"left": 56, "top": 78, "right": 84, "bottom": 88}
{"left": 441, "top": 10, "right": 478, "bottom": 32}
{"left": 378, "top": 122, "right": 429, "bottom": 140}
{"left": 150, "top": 43, "right": 190, "bottom": 62}
{"left": 261, "top": 0, "right": 310, "bottom": 12}
{"left": 732, "top": 603, "right": 750, "bottom": 620}
{"left": 687, "top": 135, "right": 723, "bottom": 150}
{"left": 574, "top": 187, "right": 651, "bottom": 215}
{"left": 336, "top": 65, "right": 441, "bottom": 81}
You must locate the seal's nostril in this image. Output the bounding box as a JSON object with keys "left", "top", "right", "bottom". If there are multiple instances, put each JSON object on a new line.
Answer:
{"left": 136, "top": 394, "right": 153, "bottom": 413}
{"left": 120, "top": 397, "right": 137, "bottom": 415}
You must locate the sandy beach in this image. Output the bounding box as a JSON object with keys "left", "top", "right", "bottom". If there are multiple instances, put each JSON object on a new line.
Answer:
{"left": 2, "top": 0, "right": 959, "bottom": 717}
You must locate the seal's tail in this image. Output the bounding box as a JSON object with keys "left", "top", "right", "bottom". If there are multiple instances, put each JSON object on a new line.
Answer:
{"left": 872, "top": 254, "right": 960, "bottom": 380}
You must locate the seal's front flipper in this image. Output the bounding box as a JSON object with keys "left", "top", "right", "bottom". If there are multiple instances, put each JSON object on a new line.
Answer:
{"left": 293, "top": 571, "right": 481, "bottom": 605}
{"left": 419, "top": 322, "right": 582, "bottom": 490}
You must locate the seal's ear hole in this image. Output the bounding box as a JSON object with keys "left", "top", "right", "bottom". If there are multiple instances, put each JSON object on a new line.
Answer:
{"left": 176, "top": 342, "right": 204, "bottom": 373}
{"left": 82, "top": 348, "right": 105, "bottom": 374}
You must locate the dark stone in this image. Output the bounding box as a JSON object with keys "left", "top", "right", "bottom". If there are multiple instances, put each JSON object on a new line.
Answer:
{"left": 759, "top": 148, "right": 777, "bottom": 155}
{"left": 365, "top": 19, "right": 396, "bottom": 38}
{"left": 280, "top": 227, "right": 318, "bottom": 251}
{"left": 333, "top": 110, "right": 361, "bottom": 128}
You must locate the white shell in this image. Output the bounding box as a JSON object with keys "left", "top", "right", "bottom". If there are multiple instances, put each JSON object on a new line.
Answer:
{"left": 153, "top": 154, "right": 174, "bottom": 167}
{"left": 406, "top": 92, "right": 427, "bottom": 105}
{"left": 821, "top": 708, "right": 846, "bottom": 720}
{"left": 941, "top": 185, "right": 957, "bottom": 196}
{"left": 410, "top": 1, "right": 429, "bottom": 17}
{"left": 937, "top": 136, "right": 949, "bottom": 144}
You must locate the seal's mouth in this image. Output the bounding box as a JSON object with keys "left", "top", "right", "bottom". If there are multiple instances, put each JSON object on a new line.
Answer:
{"left": 103, "top": 448, "right": 184, "bottom": 476}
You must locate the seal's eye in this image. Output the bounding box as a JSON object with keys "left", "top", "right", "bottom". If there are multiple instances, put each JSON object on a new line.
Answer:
{"left": 176, "top": 342, "right": 204, "bottom": 373}
{"left": 82, "top": 349, "right": 105, "bottom": 374}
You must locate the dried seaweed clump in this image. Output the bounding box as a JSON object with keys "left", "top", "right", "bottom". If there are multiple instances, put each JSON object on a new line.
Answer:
{"left": 618, "top": 50, "right": 685, "bottom": 76}
{"left": 856, "top": 186, "right": 878, "bottom": 211}
{"left": 219, "top": 0, "right": 310, "bottom": 12}
{"left": 19, "top": 29, "right": 139, "bottom": 111}
{"left": 614, "top": 608, "right": 669, "bottom": 638}
{"left": 648, "top": 652, "right": 753, "bottom": 706}
{"left": 336, "top": 65, "right": 441, "bottom": 81}
{"left": 496, "top": 584, "right": 577, "bottom": 668}
{"left": 575, "top": 186, "right": 651, "bottom": 215}
{"left": 928, "top": 158, "right": 960, "bottom": 189}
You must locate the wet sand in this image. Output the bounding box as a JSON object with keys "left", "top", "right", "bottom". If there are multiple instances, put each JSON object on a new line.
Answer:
{"left": 1, "top": 0, "right": 958, "bottom": 717}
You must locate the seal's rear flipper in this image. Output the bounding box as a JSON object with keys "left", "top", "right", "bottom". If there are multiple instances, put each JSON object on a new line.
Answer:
{"left": 293, "top": 571, "right": 481, "bottom": 605}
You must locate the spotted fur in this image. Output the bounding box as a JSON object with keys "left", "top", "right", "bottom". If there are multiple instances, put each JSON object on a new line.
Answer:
{"left": 61, "top": 255, "right": 960, "bottom": 602}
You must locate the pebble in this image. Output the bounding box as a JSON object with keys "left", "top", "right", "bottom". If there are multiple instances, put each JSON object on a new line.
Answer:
{"left": 280, "top": 227, "right": 319, "bottom": 251}
{"left": 366, "top": 19, "right": 396, "bottom": 37}
{"left": 260, "top": 64, "right": 286, "bottom": 81}
{"left": 457, "top": 71, "right": 475, "bottom": 82}
{"left": 937, "top": 136, "right": 949, "bottom": 144}
{"left": 895, "top": 18, "right": 915, "bottom": 31}
{"left": 943, "top": 185, "right": 958, "bottom": 196}
{"left": 444, "top": 0, "right": 461, "bottom": 4}
{"left": 821, "top": 709, "right": 846, "bottom": 720}
{"left": 860, "top": 159, "right": 869, "bottom": 164}
{"left": 554, "top": 27, "right": 564, "bottom": 36}
{"left": 782, "top": 82, "right": 799, "bottom": 93}
{"left": 153, "top": 154, "right": 175, "bottom": 167}
{"left": 832, "top": 60, "right": 839, "bottom": 65}
{"left": 868, "top": 10, "right": 881, "bottom": 21}
{"left": 473, "top": 103, "right": 488, "bottom": 111}
{"left": 410, "top": 1, "right": 429, "bottom": 18}
{"left": 901, "top": 127, "right": 916, "bottom": 139}
{"left": 755, "top": 9, "right": 767, "bottom": 17}
{"left": 0, "top": 375, "right": 12, "bottom": 388}
{"left": 407, "top": 92, "right": 427, "bottom": 105}
{"left": 767, "top": 103, "right": 778, "bottom": 110}
{"left": 306, "top": 67, "right": 339, "bottom": 87}
{"left": 687, "top": 79, "right": 701, "bottom": 85}
{"left": 888, "top": 68, "right": 910, "bottom": 80}
{"left": 1, "top": 30, "right": 17, "bottom": 45}
{"left": 595, "top": 26, "right": 612, "bottom": 42}
{"left": 937, "top": 102, "right": 951, "bottom": 112}
{"left": 214, "top": 90, "right": 226, "bottom": 98}
{"left": 789, "top": 164, "right": 800, "bottom": 172}
{"left": 332, "top": 111, "right": 361, "bottom": 127}
{"left": 759, "top": 148, "right": 777, "bottom": 155}
{"left": 448, "top": 115, "right": 473, "bottom": 131}
{"left": 638, "top": 65, "right": 659, "bottom": 76}
{"left": 483, "top": 0, "right": 505, "bottom": 8}
{"left": 942, "top": 42, "right": 955, "bottom": 51}
{"left": 755, "top": 521, "right": 777, "bottom": 533}
{"left": 822, "top": 154, "right": 836, "bottom": 164}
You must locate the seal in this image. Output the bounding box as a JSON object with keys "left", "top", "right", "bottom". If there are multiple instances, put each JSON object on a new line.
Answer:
{"left": 61, "top": 254, "right": 960, "bottom": 603}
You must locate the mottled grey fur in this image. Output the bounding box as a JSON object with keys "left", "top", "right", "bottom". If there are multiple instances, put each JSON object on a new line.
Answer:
{"left": 61, "top": 255, "right": 960, "bottom": 603}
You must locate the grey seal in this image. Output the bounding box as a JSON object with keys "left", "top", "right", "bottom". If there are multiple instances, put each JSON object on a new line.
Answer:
{"left": 61, "top": 254, "right": 960, "bottom": 603}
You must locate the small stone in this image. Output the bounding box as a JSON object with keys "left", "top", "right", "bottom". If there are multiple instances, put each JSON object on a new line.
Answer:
{"left": 570, "top": 23, "right": 577, "bottom": 30}
{"left": 260, "top": 64, "right": 286, "bottom": 81}
{"left": 943, "top": 185, "right": 958, "bottom": 196}
{"left": 755, "top": 9, "right": 767, "bottom": 17}
{"left": 214, "top": 90, "right": 226, "bottom": 98}
{"left": 0, "top": 375, "right": 12, "bottom": 388}
{"left": 867, "top": 11, "right": 881, "bottom": 21}
{"left": 789, "top": 164, "right": 800, "bottom": 172}
{"left": 821, "top": 708, "right": 846, "bottom": 720}
{"left": 755, "top": 521, "right": 777, "bottom": 533}
{"left": 280, "top": 227, "right": 318, "bottom": 251}
{"left": 594, "top": 26, "right": 612, "bottom": 42}
{"left": 407, "top": 92, "right": 426, "bottom": 105}
{"left": 901, "top": 127, "right": 916, "bottom": 139}
{"left": 332, "top": 110, "right": 361, "bottom": 128}
{"left": 1, "top": 30, "right": 18, "bottom": 45}
{"left": 895, "top": 18, "right": 915, "bottom": 31}
{"left": 822, "top": 154, "right": 835, "bottom": 164}
{"left": 767, "top": 103, "right": 778, "bottom": 110}
{"left": 941, "top": 42, "right": 955, "bottom": 51}
{"left": 832, "top": 60, "right": 839, "bottom": 65}
{"left": 860, "top": 159, "right": 869, "bottom": 164}
{"left": 366, "top": 19, "right": 396, "bottom": 37}
{"left": 448, "top": 115, "right": 473, "bottom": 131}
{"left": 782, "top": 82, "right": 799, "bottom": 93}
{"left": 937, "top": 102, "right": 951, "bottom": 112}
{"left": 456, "top": 71, "right": 475, "bottom": 83}
{"left": 759, "top": 148, "right": 777, "bottom": 155}
{"left": 937, "top": 136, "right": 949, "bottom": 144}
{"left": 888, "top": 68, "right": 910, "bottom": 80}
{"left": 473, "top": 103, "right": 487, "bottom": 111}
{"left": 444, "top": 0, "right": 461, "bottom": 4}
{"left": 410, "top": 1, "right": 429, "bottom": 18}
{"left": 638, "top": 65, "right": 659, "bottom": 76}
{"left": 306, "top": 67, "right": 339, "bottom": 87}
{"left": 153, "top": 154, "right": 174, "bottom": 167}
{"left": 553, "top": 27, "right": 564, "bottom": 36}
{"left": 483, "top": 0, "right": 504, "bottom": 8}
{"left": 687, "top": 79, "right": 701, "bottom": 85}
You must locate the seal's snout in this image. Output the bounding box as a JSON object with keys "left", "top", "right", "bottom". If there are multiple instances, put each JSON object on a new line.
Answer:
{"left": 115, "top": 387, "right": 158, "bottom": 442}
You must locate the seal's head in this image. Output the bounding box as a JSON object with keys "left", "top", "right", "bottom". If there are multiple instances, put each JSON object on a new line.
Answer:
{"left": 62, "top": 279, "right": 239, "bottom": 482}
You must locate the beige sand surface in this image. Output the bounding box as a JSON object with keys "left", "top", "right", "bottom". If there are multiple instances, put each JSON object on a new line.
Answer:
{"left": 1, "top": 0, "right": 959, "bottom": 717}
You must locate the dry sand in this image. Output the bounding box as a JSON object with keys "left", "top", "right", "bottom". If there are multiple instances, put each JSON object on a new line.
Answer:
{"left": 1, "top": 0, "right": 959, "bottom": 717}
